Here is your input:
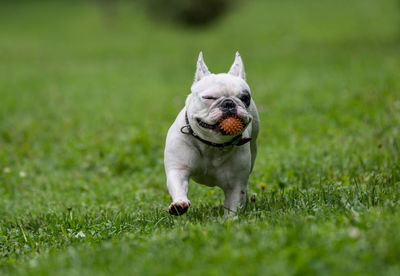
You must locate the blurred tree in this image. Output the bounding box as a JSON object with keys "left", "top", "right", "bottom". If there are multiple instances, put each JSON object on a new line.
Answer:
{"left": 140, "top": 0, "right": 237, "bottom": 27}
{"left": 98, "top": 0, "right": 118, "bottom": 26}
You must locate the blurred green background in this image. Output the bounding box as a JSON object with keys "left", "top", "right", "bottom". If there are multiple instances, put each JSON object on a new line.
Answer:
{"left": 0, "top": 0, "right": 400, "bottom": 275}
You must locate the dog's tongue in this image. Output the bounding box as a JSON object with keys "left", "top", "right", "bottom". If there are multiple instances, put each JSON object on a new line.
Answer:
{"left": 219, "top": 116, "right": 244, "bottom": 135}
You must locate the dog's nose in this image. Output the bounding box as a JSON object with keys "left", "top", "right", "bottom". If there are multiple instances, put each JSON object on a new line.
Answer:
{"left": 220, "top": 99, "right": 236, "bottom": 110}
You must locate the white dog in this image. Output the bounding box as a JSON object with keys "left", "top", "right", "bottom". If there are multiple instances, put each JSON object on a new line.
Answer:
{"left": 164, "top": 52, "right": 259, "bottom": 216}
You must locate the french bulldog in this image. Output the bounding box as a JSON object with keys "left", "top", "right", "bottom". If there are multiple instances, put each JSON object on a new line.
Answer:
{"left": 164, "top": 52, "right": 259, "bottom": 216}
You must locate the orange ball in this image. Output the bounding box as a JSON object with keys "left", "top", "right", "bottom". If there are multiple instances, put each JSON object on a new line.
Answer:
{"left": 219, "top": 116, "right": 244, "bottom": 135}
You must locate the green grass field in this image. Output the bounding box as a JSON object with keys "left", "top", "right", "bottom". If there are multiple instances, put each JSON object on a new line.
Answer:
{"left": 1, "top": 0, "right": 400, "bottom": 274}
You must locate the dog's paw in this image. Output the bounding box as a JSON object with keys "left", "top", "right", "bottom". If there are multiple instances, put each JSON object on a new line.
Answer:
{"left": 168, "top": 200, "right": 191, "bottom": 216}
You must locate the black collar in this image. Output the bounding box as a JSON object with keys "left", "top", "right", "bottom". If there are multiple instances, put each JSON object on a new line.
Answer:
{"left": 180, "top": 112, "right": 251, "bottom": 148}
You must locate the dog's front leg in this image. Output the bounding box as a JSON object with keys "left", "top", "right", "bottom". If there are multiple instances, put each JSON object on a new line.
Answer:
{"left": 223, "top": 185, "right": 248, "bottom": 217}
{"left": 167, "top": 169, "right": 191, "bottom": 216}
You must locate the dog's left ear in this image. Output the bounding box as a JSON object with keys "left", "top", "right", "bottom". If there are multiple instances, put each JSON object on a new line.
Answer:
{"left": 228, "top": 52, "right": 246, "bottom": 80}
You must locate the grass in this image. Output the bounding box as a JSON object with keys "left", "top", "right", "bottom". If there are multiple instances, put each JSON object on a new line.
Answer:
{"left": 0, "top": 0, "right": 400, "bottom": 274}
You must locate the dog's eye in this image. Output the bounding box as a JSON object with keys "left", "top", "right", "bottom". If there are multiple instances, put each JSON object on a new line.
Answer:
{"left": 202, "top": 96, "right": 218, "bottom": 100}
{"left": 239, "top": 91, "right": 251, "bottom": 107}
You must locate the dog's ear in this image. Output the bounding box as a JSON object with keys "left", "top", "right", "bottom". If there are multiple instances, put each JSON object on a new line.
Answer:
{"left": 228, "top": 52, "right": 246, "bottom": 80}
{"left": 194, "top": 52, "right": 211, "bottom": 82}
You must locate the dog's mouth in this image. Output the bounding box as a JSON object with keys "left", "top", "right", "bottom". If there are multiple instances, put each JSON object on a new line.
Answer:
{"left": 197, "top": 114, "right": 247, "bottom": 136}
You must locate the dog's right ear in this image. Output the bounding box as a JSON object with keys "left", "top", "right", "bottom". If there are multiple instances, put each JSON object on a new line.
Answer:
{"left": 194, "top": 52, "right": 211, "bottom": 82}
{"left": 228, "top": 52, "right": 246, "bottom": 80}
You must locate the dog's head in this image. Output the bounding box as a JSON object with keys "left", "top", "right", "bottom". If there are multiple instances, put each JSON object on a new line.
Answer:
{"left": 186, "top": 52, "right": 253, "bottom": 144}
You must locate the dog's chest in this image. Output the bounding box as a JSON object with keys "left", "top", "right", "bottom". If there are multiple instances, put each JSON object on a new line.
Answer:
{"left": 190, "top": 145, "right": 251, "bottom": 188}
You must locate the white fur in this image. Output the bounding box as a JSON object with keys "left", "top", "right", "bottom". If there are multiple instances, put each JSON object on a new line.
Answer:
{"left": 164, "top": 52, "right": 259, "bottom": 216}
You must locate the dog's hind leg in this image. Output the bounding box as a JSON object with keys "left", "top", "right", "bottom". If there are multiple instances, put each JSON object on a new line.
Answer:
{"left": 166, "top": 169, "right": 191, "bottom": 216}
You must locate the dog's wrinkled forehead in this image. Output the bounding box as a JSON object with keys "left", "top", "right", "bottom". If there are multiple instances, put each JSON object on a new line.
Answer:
{"left": 191, "top": 73, "right": 250, "bottom": 97}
